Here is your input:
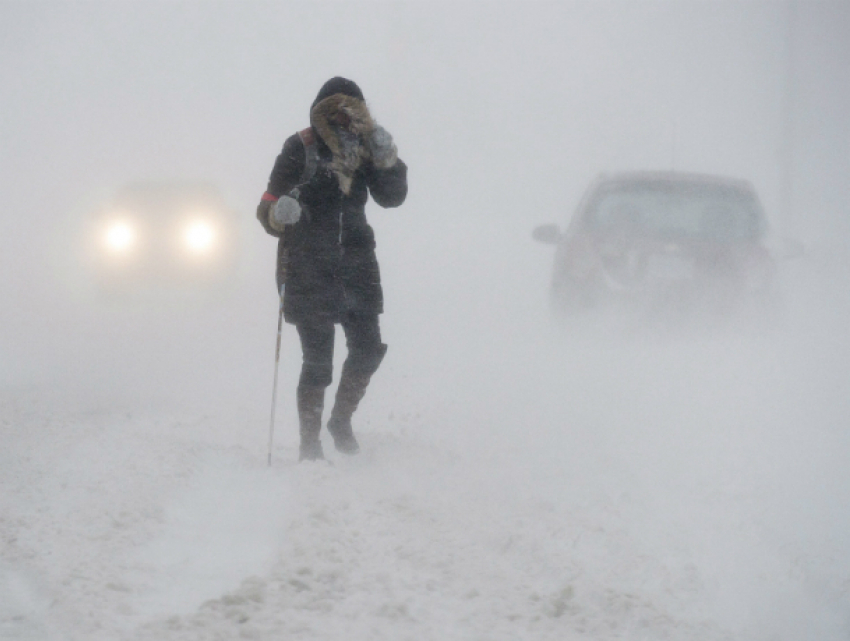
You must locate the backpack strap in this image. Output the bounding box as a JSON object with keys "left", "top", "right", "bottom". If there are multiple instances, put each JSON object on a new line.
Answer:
{"left": 297, "top": 127, "right": 318, "bottom": 185}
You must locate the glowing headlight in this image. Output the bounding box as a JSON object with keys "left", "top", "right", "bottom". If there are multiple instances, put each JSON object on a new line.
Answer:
{"left": 104, "top": 221, "right": 136, "bottom": 253}
{"left": 184, "top": 220, "right": 216, "bottom": 253}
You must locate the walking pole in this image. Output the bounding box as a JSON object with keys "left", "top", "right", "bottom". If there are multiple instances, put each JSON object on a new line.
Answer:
{"left": 267, "top": 285, "right": 285, "bottom": 467}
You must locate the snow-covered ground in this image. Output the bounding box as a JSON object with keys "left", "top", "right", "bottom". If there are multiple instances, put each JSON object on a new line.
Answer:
{"left": 2, "top": 215, "right": 849, "bottom": 640}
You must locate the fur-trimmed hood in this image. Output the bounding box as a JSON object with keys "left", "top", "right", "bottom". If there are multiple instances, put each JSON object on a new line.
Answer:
{"left": 309, "top": 78, "right": 376, "bottom": 195}
{"left": 311, "top": 93, "right": 376, "bottom": 156}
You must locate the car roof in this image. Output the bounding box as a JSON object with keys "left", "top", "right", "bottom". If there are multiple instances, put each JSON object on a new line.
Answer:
{"left": 591, "top": 170, "right": 757, "bottom": 193}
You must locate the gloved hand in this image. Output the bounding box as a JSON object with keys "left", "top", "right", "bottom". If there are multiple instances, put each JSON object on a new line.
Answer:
{"left": 368, "top": 125, "right": 398, "bottom": 169}
{"left": 270, "top": 189, "right": 302, "bottom": 231}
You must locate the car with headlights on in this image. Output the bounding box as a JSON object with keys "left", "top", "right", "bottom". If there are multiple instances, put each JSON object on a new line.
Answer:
{"left": 533, "top": 171, "right": 800, "bottom": 324}
{"left": 85, "top": 181, "right": 241, "bottom": 297}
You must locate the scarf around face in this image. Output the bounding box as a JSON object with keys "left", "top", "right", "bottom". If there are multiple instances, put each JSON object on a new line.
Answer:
{"left": 310, "top": 93, "right": 376, "bottom": 195}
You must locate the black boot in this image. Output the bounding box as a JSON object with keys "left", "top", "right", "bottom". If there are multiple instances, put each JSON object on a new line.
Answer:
{"left": 327, "top": 367, "right": 372, "bottom": 455}
{"left": 297, "top": 385, "right": 325, "bottom": 461}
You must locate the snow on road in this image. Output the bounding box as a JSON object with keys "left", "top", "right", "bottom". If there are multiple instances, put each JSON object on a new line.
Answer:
{"left": 2, "top": 390, "right": 728, "bottom": 641}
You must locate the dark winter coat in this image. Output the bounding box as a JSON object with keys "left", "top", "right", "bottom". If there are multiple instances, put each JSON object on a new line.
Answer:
{"left": 261, "top": 79, "right": 408, "bottom": 325}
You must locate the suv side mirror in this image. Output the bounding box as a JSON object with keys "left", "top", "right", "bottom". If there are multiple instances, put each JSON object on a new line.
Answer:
{"left": 532, "top": 224, "right": 562, "bottom": 245}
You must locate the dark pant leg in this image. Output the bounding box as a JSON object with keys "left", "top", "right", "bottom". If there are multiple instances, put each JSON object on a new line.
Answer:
{"left": 328, "top": 314, "right": 387, "bottom": 445}
{"left": 340, "top": 313, "right": 387, "bottom": 376}
{"left": 295, "top": 321, "right": 335, "bottom": 389}
{"left": 295, "top": 321, "right": 335, "bottom": 453}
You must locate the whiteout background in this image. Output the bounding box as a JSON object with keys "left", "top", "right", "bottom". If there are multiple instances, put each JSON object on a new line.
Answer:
{"left": 1, "top": 2, "right": 848, "bottom": 640}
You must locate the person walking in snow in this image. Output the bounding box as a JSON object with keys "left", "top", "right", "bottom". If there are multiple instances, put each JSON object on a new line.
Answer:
{"left": 257, "top": 77, "right": 408, "bottom": 462}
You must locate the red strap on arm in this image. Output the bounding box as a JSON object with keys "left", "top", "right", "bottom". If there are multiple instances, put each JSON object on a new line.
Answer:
{"left": 261, "top": 191, "right": 279, "bottom": 202}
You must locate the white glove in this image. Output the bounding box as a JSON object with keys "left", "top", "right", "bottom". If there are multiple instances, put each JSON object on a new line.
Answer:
{"left": 271, "top": 192, "right": 302, "bottom": 230}
{"left": 368, "top": 125, "right": 398, "bottom": 169}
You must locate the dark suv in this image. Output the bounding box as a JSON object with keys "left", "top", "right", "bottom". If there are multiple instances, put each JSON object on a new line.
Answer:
{"left": 533, "top": 172, "right": 795, "bottom": 322}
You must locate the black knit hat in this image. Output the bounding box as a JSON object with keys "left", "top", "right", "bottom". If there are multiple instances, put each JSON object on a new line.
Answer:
{"left": 311, "top": 77, "right": 364, "bottom": 111}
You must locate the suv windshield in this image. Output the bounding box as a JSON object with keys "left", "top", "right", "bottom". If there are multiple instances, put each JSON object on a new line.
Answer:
{"left": 586, "top": 182, "right": 765, "bottom": 242}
